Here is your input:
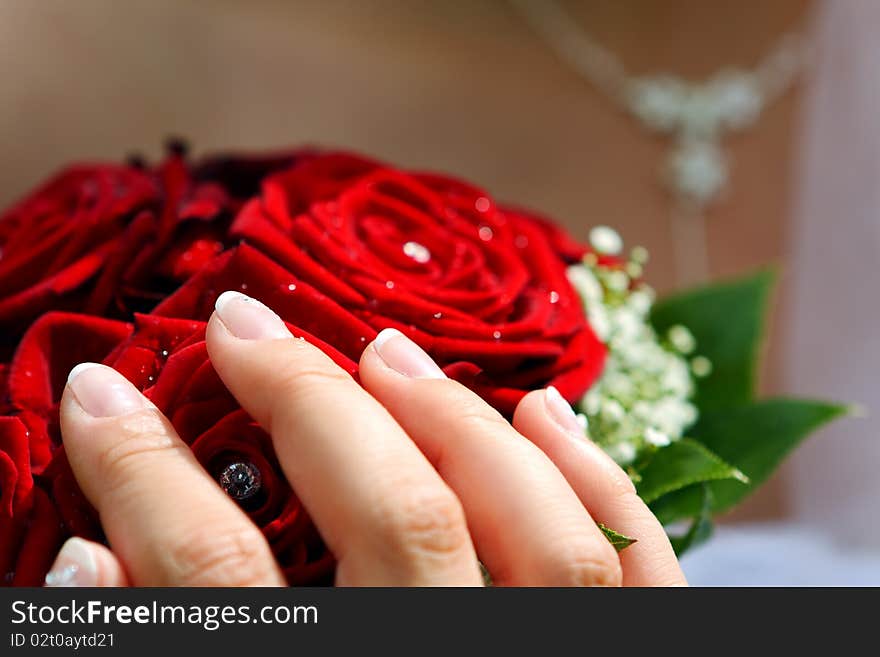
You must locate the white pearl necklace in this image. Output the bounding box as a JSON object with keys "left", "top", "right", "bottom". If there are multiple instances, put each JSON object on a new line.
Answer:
{"left": 510, "top": 0, "right": 811, "bottom": 285}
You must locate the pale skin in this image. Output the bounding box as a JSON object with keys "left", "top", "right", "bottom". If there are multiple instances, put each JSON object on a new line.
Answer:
{"left": 46, "top": 291, "right": 685, "bottom": 587}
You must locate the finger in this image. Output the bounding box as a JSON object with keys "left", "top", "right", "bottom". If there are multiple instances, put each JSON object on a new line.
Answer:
{"left": 60, "top": 363, "right": 285, "bottom": 586}
{"left": 44, "top": 538, "right": 129, "bottom": 587}
{"left": 359, "top": 329, "right": 622, "bottom": 587}
{"left": 206, "top": 291, "right": 481, "bottom": 586}
{"left": 513, "top": 388, "right": 687, "bottom": 586}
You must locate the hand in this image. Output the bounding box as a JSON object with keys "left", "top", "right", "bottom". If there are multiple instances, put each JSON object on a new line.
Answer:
{"left": 46, "top": 291, "right": 686, "bottom": 586}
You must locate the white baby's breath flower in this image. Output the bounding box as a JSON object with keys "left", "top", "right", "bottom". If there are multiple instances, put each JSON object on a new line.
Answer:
{"left": 627, "top": 289, "right": 653, "bottom": 317}
{"left": 566, "top": 264, "right": 603, "bottom": 303}
{"left": 601, "top": 399, "right": 626, "bottom": 423}
{"left": 667, "top": 324, "right": 697, "bottom": 354}
{"left": 605, "top": 270, "right": 630, "bottom": 293}
{"left": 631, "top": 246, "right": 649, "bottom": 264}
{"left": 691, "top": 355, "right": 713, "bottom": 377}
{"left": 567, "top": 240, "right": 709, "bottom": 466}
{"left": 645, "top": 427, "right": 671, "bottom": 447}
{"left": 587, "top": 306, "right": 611, "bottom": 342}
{"left": 581, "top": 388, "right": 601, "bottom": 416}
{"left": 604, "top": 441, "right": 637, "bottom": 466}
{"left": 612, "top": 307, "right": 642, "bottom": 342}
{"left": 589, "top": 225, "right": 624, "bottom": 255}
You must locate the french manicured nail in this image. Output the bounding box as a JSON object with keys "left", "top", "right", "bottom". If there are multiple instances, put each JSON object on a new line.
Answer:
{"left": 373, "top": 328, "right": 447, "bottom": 379}
{"left": 67, "top": 363, "right": 147, "bottom": 418}
{"left": 545, "top": 386, "right": 584, "bottom": 435}
{"left": 214, "top": 291, "right": 291, "bottom": 340}
{"left": 44, "top": 538, "right": 98, "bottom": 587}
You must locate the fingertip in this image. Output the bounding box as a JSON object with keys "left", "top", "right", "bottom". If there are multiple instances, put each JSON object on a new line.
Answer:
{"left": 211, "top": 290, "right": 291, "bottom": 341}
{"left": 356, "top": 336, "right": 389, "bottom": 380}
{"left": 512, "top": 389, "right": 546, "bottom": 430}
{"left": 204, "top": 310, "right": 242, "bottom": 366}
{"left": 45, "top": 538, "right": 129, "bottom": 587}
{"left": 205, "top": 310, "right": 228, "bottom": 347}
{"left": 514, "top": 388, "right": 636, "bottom": 496}
{"left": 67, "top": 362, "right": 102, "bottom": 385}
{"left": 365, "top": 328, "right": 447, "bottom": 380}
{"left": 63, "top": 362, "right": 150, "bottom": 419}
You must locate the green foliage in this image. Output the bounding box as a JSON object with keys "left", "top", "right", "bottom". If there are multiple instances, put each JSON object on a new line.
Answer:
{"left": 597, "top": 523, "right": 637, "bottom": 552}
{"left": 650, "top": 269, "right": 773, "bottom": 411}
{"left": 667, "top": 485, "right": 714, "bottom": 556}
{"left": 691, "top": 399, "right": 850, "bottom": 513}
{"left": 636, "top": 439, "right": 746, "bottom": 505}
{"left": 641, "top": 271, "right": 848, "bottom": 555}
{"left": 649, "top": 483, "right": 705, "bottom": 526}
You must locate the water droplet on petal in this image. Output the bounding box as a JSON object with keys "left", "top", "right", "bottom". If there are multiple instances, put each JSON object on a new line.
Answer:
{"left": 475, "top": 197, "right": 491, "bottom": 213}
{"left": 385, "top": 281, "right": 395, "bottom": 289}
{"left": 433, "top": 312, "right": 442, "bottom": 319}
{"left": 403, "top": 241, "right": 431, "bottom": 264}
{"left": 478, "top": 226, "right": 494, "bottom": 241}
{"left": 241, "top": 283, "right": 249, "bottom": 291}
{"left": 492, "top": 330, "right": 502, "bottom": 340}
{"left": 287, "top": 283, "right": 297, "bottom": 292}
{"left": 549, "top": 291, "right": 560, "bottom": 304}
{"left": 515, "top": 235, "right": 529, "bottom": 249}
{"left": 159, "top": 349, "right": 170, "bottom": 358}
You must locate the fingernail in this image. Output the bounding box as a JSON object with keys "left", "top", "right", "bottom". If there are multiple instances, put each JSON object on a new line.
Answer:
{"left": 214, "top": 291, "right": 291, "bottom": 340}
{"left": 44, "top": 538, "right": 98, "bottom": 587}
{"left": 68, "top": 363, "right": 147, "bottom": 418}
{"left": 545, "top": 386, "right": 584, "bottom": 436}
{"left": 373, "top": 328, "right": 446, "bottom": 379}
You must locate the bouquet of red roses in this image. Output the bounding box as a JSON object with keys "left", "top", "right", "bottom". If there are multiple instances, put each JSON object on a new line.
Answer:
{"left": 0, "top": 141, "right": 845, "bottom": 585}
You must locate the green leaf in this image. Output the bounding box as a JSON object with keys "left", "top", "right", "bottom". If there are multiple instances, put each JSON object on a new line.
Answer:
{"left": 667, "top": 484, "right": 714, "bottom": 556}
{"left": 691, "top": 398, "right": 852, "bottom": 512}
{"left": 479, "top": 561, "right": 493, "bottom": 587}
{"left": 648, "top": 483, "right": 706, "bottom": 526}
{"left": 648, "top": 485, "right": 714, "bottom": 556}
{"left": 635, "top": 438, "right": 748, "bottom": 504}
{"left": 650, "top": 270, "right": 774, "bottom": 411}
{"left": 597, "top": 523, "right": 637, "bottom": 552}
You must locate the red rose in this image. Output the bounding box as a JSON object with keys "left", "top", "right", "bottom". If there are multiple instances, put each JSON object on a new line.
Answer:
{"left": 230, "top": 152, "right": 605, "bottom": 412}
{"left": 0, "top": 415, "right": 65, "bottom": 586}
{"left": 2, "top": 308, "right": 333, "bottom": 586}
{"left": 0, "top": 147, "right": 607, "bottom": 586}
{"left": 1, "top": 311, "right": 137, "bottom": 584}
{"left": 0, "top": 143, "right": 306, "bottom": 352}
{"left": 0, "top": 163, "right": 157, "bottom": 340}
{"left": 105, "top": 312, "right": 334, "bottom": 585}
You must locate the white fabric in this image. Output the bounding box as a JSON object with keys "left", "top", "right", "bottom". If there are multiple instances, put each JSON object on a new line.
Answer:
{"left": 783, "top": 0, "right": 880, "bottom": 550}
{"left": 682, "top": 524, "right": 880, "bottom": 586}
{"left": 688, "top": 0, "right": 880, "bottom": 585}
